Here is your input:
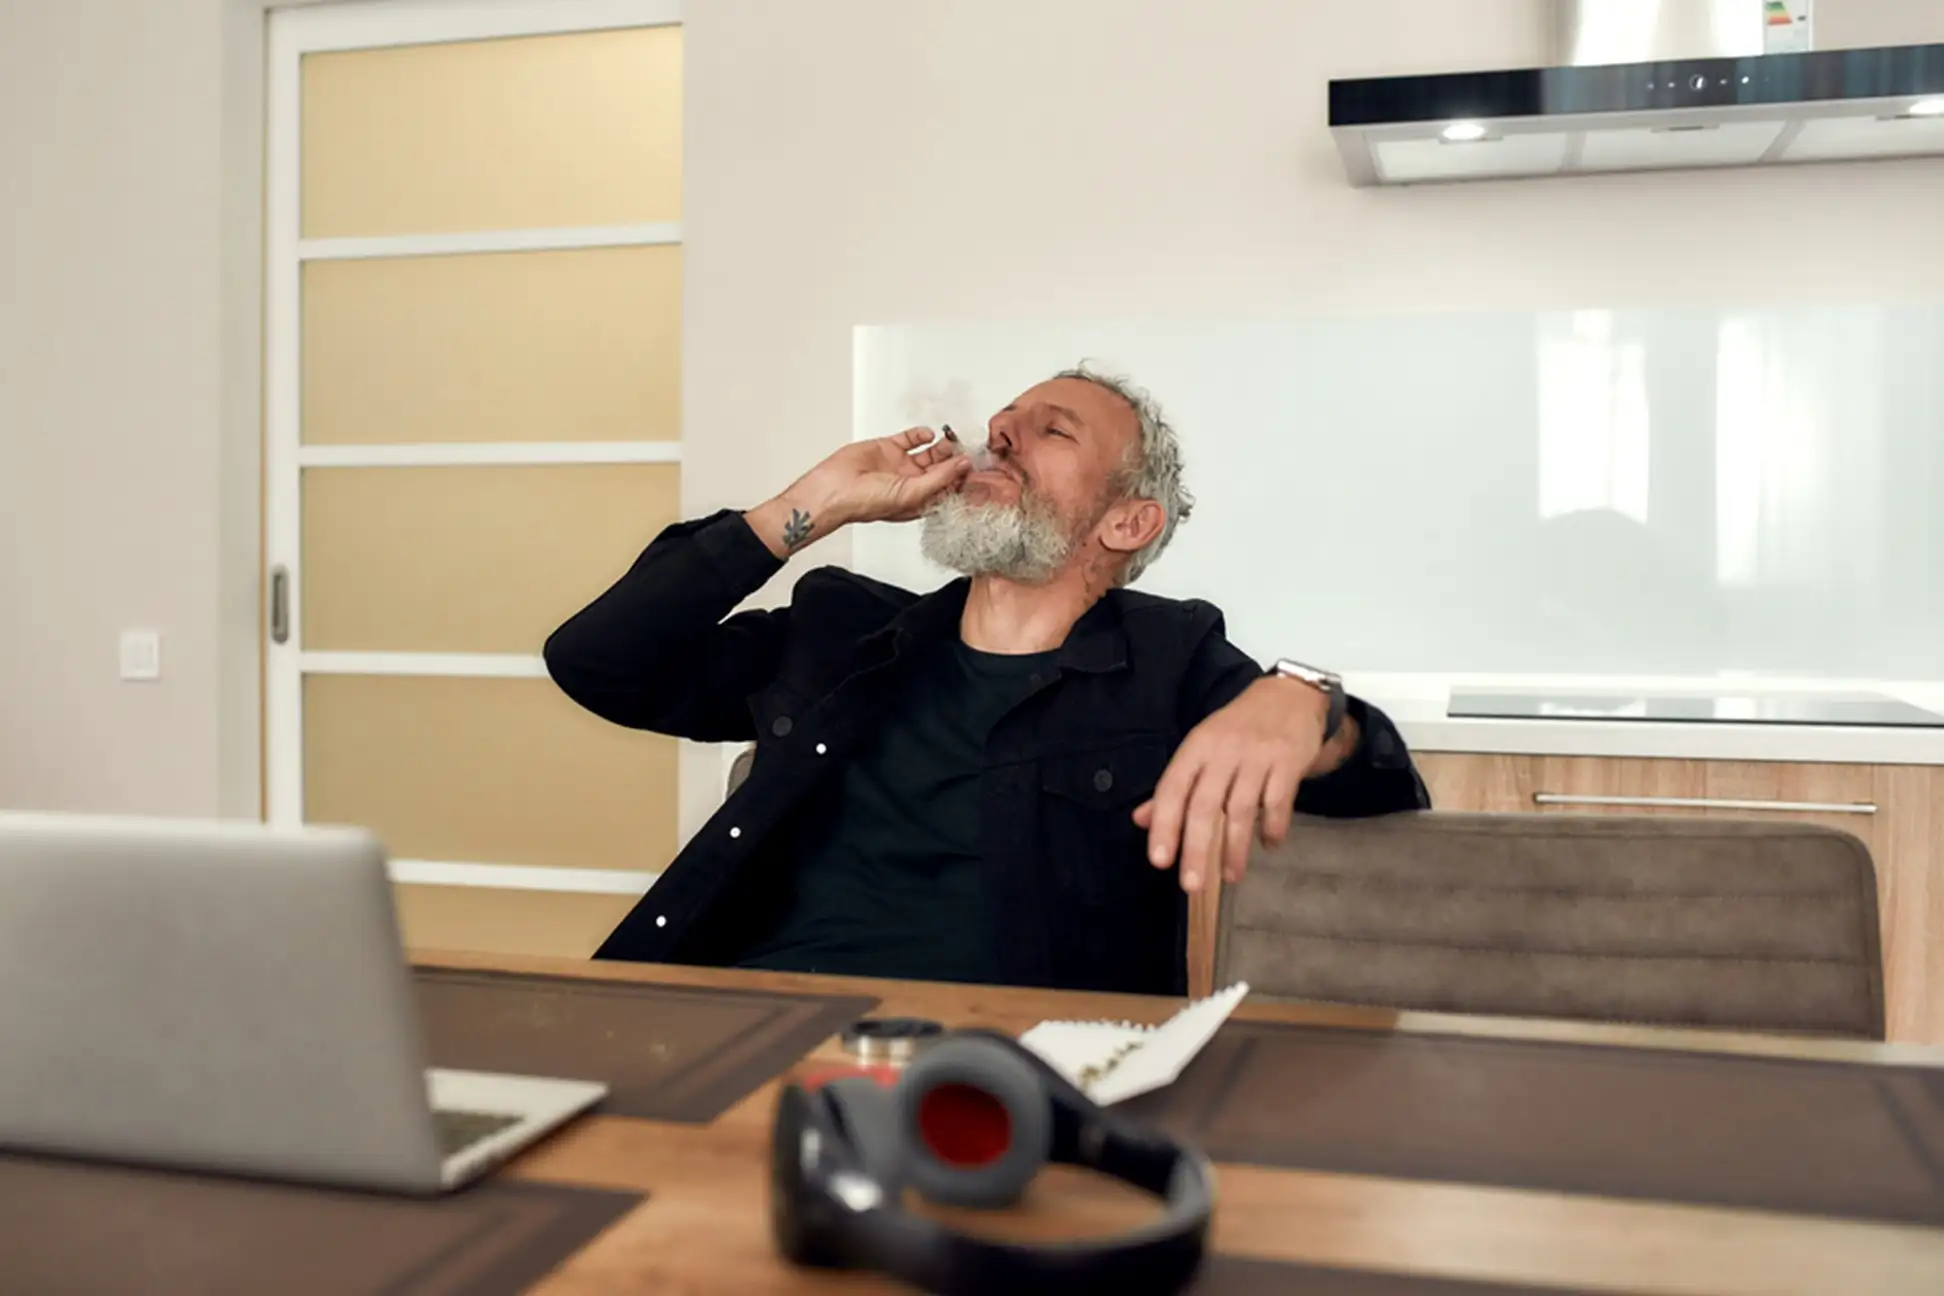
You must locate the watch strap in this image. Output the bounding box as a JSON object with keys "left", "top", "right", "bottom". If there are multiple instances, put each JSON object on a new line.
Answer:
{"left": 1315, "top": 678, "right": 1345, "bottom": 743}
{"left": 1273, "top": 659, "right": 1346, "bottom": 743}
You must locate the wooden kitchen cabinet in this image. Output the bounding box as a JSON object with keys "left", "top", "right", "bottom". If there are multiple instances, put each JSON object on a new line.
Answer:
{"left": 1530, "top": 756, "right": 1711, "bottom": 811}
{"left": 1414, "top": 752, "right": 1944, "bottom": 1046}
{"left": 1413, "top": 753, "right": 1533, "bottom": 812}
{"left": 1872, "top": 765, "right": 1944, "bottom": 1049}
{"left": 1413, "top": 754, "right": 1712, "bottom": 814}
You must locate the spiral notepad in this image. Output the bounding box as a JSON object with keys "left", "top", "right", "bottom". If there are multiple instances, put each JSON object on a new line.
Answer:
{"left": 1018, "top": 982, "right": 1249, "bottom": 1106}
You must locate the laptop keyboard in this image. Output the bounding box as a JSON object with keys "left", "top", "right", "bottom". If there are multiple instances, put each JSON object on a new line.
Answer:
{"left": 433, "top": 1108, "right": 523, "bottom": 1158}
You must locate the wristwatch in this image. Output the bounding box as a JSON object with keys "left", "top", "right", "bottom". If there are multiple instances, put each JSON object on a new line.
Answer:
{"left": 1272, "top": 658, "right": 1346, "bottom": 743}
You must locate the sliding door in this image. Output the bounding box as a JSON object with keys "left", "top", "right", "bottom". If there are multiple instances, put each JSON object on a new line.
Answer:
{"left": 265, "top": 0, "right": 683, "bottom": 956}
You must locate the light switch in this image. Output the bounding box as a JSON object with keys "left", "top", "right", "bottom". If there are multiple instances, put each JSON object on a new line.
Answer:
{"left": 119, "top": 630, "right": 162, "bottom": 681}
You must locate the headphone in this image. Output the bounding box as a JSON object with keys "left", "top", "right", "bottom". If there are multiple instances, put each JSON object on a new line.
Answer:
{"left": 769, "top": 1028, "right": 1213, "bottom": 1296}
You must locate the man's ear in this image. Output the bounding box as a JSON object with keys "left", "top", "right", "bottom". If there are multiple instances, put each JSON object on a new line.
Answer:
{"left": 1096, "top": 497, "right": 1166, "bottom": 559}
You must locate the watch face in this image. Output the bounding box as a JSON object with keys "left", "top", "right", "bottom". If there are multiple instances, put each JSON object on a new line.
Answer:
{"left": 1277, "top": 659, "right": 1338, "bottom": 687}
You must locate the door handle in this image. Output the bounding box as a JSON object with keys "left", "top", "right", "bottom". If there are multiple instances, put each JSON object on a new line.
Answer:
{"left": 269, "top": 565, "right": 290, "bottom": 645}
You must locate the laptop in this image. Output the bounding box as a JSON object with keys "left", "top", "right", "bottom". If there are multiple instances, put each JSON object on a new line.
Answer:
{"left": 0, "top": 812, "right": 607, "bottom": 1195}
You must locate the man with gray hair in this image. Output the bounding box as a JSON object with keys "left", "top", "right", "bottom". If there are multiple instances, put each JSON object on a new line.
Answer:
{"left": 547, "top": 367, "right": 1427, "bottom": 994}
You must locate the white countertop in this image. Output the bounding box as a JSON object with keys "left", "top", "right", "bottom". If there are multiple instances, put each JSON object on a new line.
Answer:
{"left": 1348, "top": 673, "right": 1944, "bottom": 767}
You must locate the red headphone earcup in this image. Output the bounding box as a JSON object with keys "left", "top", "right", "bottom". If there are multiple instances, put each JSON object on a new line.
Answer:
{"left": 897, "top": 1037, "right": 1050, "bottom": 1209}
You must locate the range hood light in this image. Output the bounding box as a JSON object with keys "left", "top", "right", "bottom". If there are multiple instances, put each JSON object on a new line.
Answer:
{"left": 1909, "top": 97, "right": 1944, "bottom": 118}
{"left": 1441, "top": 121, "right": 1490, "bottom": 143}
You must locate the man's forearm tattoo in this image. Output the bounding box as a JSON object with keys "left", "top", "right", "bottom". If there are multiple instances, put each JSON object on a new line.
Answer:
{"left": 782, "top": 508, "right": 814, "bottom": 550}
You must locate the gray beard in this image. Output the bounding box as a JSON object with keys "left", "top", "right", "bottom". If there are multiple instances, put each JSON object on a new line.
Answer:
{"left": 919, "top": 489, "right": 1076, "bottom": 584}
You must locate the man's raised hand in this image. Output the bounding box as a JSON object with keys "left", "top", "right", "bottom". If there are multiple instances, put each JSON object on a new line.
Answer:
{"left": 746, "top": 428, "right": 971, "bottom": 559}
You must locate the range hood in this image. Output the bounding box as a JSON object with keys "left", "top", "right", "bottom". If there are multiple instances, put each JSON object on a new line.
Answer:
{"left": 1330, "top": 0, "right": 1944, "bottom": 185}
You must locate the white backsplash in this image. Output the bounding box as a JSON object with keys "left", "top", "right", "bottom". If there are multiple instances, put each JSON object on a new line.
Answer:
{"left": 854, "top": 303, "right": 1944, "bottom": 685}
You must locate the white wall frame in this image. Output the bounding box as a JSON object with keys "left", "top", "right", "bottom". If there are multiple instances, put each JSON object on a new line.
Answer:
{"left": 300, "top": 222, "right": 681, "bottom": 262}
{"left": 296, "top": 441, "right": 681, "bottom": 468}
{"left": 283, "top": 0, "right": 681, "bottom": 54}
{"left": 264, "top": 0, "right": 682, "bottom": 897}
{"left": 390, "top": 860, "right": 657, "bottom": 893}
{"left": 300, "top": 652, "right": 549, "bottom": 678}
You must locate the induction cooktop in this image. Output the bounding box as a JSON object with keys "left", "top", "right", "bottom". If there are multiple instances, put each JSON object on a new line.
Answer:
{"left": 1447, "top": 691, "right": 1944, "bottom": 729}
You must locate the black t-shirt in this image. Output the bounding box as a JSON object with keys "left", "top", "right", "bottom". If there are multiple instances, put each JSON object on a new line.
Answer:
{"left": 735, "top": 639, "right": 1057, "bottom": 983}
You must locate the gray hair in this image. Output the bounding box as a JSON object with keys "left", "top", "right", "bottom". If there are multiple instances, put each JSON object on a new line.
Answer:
{"left": 1053, "top": 364, "right": 1193, "bottom": 584}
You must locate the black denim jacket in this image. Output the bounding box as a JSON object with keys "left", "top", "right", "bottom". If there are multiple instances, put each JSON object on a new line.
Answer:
{"left": 545, "top": 510, "right": 1430, "bottom": 995}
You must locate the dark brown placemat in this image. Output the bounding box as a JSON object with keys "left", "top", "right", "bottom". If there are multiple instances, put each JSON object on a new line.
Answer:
{"left": 0, "top": 1153, "right": 639, "bottom": 1296}
{"left": 1195, "top": 1258, "right": 1606, "bottom": 1294}
{"left": 414, "top": 967, "right": 878, "bottom": 1123}
{"left": 1120, "top": 1023, "right": 1944, "bottom": 1226}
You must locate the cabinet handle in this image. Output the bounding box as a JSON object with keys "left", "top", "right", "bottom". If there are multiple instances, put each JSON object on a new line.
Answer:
{"left": 1533, "top": 793, "right": 1877, "bottom": 815}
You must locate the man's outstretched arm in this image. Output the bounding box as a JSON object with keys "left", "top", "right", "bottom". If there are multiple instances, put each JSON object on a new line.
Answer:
{"left": 1134, "top": 627, "right": 1429, "bottom": 892}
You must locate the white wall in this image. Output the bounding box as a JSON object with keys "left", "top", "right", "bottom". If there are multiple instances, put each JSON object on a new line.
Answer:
{"left": 2, "top": 0, "right": 1942, "bottom": 831}
{"left": 676, "top": 0, "right": 1944, "bottom": 834}
{"left": 0, "top": 0, "right": 261, "bottom": 817}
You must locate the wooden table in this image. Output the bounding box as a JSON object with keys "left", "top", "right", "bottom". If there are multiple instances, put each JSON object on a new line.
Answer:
{"left": 423, "top": 950, "right": 1944, "bottom": 1295}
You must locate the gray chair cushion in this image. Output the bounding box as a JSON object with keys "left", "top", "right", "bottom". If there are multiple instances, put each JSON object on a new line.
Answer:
{"left": 1215, "top": 812, "right": 1885, "bottom": 1039}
